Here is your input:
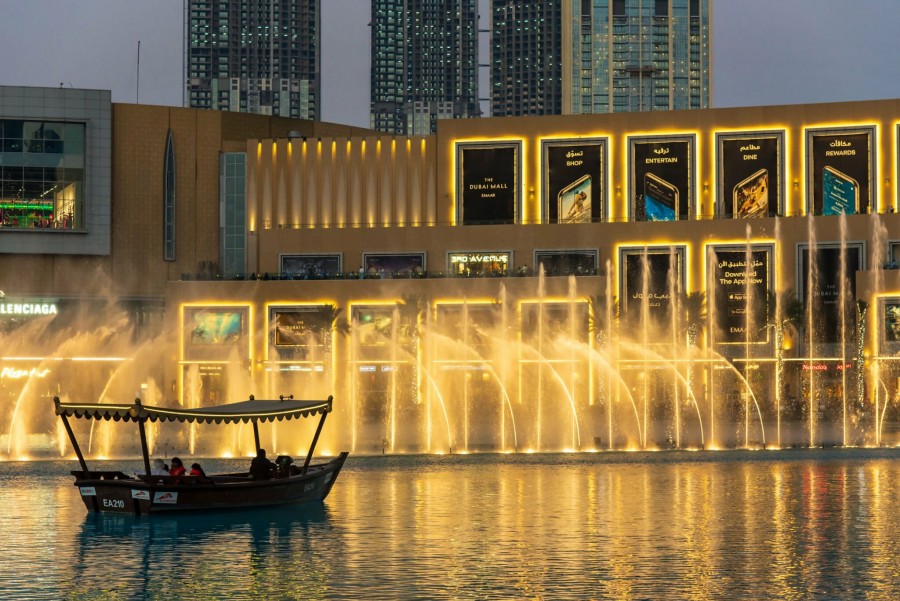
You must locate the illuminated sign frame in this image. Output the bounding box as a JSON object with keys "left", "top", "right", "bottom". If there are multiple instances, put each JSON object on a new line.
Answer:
{"left": 879, "top": 297, "right": 900, "bottom": 347}
{"left": 618, "top": 245, "right": 686, "bottom": 333}
{"left": 455, "top": 141, "right": 522, "bottom": 225}
{"left": 707, "top": 244, "right": 774, "bottom": 345}
{"left": 448, "top": 250, "right": 512, "bottom": 277}
{"left": 805, "top": 126, "right": 876, "bottom": 215}
{"left": 796, "top": 241, "right": 864, "bottom": 346}
{"left": 540, "top": 137, "right": 608, "bottom": 224}
{"left": 627, "top": 135, "right": 696, "bottom": 222}
{"left": 715, "top": 131, "right": 784, "bottom": 219}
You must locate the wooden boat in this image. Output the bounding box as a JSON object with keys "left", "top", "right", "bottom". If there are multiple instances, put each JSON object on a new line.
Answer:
{"left": 55, "top": 395, "right": 349, "bottom": 515}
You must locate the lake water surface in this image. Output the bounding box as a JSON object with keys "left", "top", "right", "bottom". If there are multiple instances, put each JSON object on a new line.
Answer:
{"left": 1, "top": 450, "right": 899, "bottom": 600}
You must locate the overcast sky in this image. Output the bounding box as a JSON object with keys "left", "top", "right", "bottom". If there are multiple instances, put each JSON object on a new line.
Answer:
{"left": 1, "top": 0, "right": 898, "bottom": 127}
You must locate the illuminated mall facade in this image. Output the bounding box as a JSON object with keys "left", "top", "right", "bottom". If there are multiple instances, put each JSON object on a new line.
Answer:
{"left": 3, "top": 85, "right": 900, "bottom": 452}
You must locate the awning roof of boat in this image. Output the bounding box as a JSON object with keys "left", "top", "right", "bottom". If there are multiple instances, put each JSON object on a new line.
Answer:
{"left": 54, "top": 396, "right": 332, "bottom": 424}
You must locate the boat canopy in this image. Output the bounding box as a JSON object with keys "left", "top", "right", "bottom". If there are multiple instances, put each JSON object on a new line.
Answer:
{"left": 54, "top": 395, "right": 333, "bottom": 425}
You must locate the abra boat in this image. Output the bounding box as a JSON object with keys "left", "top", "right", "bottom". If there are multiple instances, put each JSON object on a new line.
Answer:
{"left": 55, "top": 395, "right": 348, "bottom": 515}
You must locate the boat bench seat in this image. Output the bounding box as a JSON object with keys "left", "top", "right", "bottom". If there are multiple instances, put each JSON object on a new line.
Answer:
{"left": 136, "top": 475, "right": 210, "bottom": 485}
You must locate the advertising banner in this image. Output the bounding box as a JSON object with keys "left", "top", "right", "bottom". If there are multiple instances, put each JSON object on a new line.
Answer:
{"left": 272, "top": 309, "right": 327, "bottom": 347}
{"left": 799, "top": 245, "right": 862, "bottom": 344}
{"left": 807, "top": 128, "right": 874, "bottom": 215}
{"left": 457, "top": 143, "right": 520, "bottom": 224}
{"left": 281, "top": 254, "right": 341, "bottom": 278}
{"left": 717, "top": 133, "right": 783, "bottom": 218}
{"left": 621, "top": 248, "right": 684, "bottom": 333}
{"left": 542, "top": 139, "right": 606, "bottom": 223}
{"left": 629, "top": 136, "right": 694, "bottom": 221}
{"left": 710, "top": 247, "right": 771, "bottom": 344}
{"left": 188, "top": 309, "right": 243, "bottom": 346}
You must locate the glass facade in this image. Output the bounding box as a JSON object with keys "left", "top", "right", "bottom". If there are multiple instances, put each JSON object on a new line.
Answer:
{"left": 491, "top": 0, "right": 710, "bottom": 116}
{"left": 0, "top": 119, "right": 84, "bottom": 230}
{"left": 185, "top": 0, "right": 320, "bottom": 120}
{"left": 220, "top": 152, "right": 246, "bottom": 277}
{"left": 370, "top": 0, "right": 480, "bottom": 135}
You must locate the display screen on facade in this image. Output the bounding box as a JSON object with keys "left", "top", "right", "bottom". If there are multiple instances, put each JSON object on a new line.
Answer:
{"left": 807, "top": 127, "right": 874, "bottom": 215}
{"left": 884, "top": 301, "right": 900, "bottom": 342}
{"left": 457, "top": 143, "right": 519, "bottom": 225}
{"left": 542, "top": 139, "right": 605, "bottom": 223}
{"left": 281, "top": 254, "right": 341, "bottom": 278}
{"left": 629, "top": 136, "right": 693, "bottom": 221}
{"left": 710, "top": 247, "right": 771, "bottom": 344}
{"left": 799, "top": 245, "right": 862, "bottom": 344}
{"left": 620, "top": 248, "right": 684, "bottom": 333}
{"left": 272, "top": 308, "right": 326, "bottom": 347}
{"left": 187, "top": 309, "right": 243, "bottom": 346}
{"left": 717, "top": 133, "right": 783, "bottom": 218}
{"left": 449, "top": 251, "right": 510, "bottom": 277}
{"left": 534, "top": 250, "right": 597, "bottom": 276}
{"left": 363, "top": 253, "right": 425, "bottom": 278}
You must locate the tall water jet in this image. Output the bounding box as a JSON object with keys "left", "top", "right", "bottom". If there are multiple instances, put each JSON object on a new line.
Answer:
{"left": 806, "top": 211, "right": 818, "bottom": 446}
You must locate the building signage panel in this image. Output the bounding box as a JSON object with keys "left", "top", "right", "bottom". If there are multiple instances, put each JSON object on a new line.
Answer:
{"left": 362, "top": 253, "right": 425, "bottom": 278}
{"left": 280, "top": 254, "right": 342, "bottom": 278}
{"left": 542, "top": 139, "right": 606, "bottom": 223}
{"left": 717, "top": 132, "right": 783, "bottom": 218}
{"left": 710, "top": 246, "right": 771, "bottom": 344}
{"left": 806, "top": 127, "right": 875, "bottom": 215}
{"left": 457, "top": 143, "right": 520, "bottom": 225}
{"left": 448, "top": 252, "right": 510, "bottom": 277}
{"left": 272, "top": 308, "right": 326, "bottom": 347}
{"left": 799, "top": 245, "right": 862, "bottom": 344}
{"left": 629, "top": 136, "right": 694, "bottom": 221}
{"left": 620, "top": 247, "right": 684, "bottom": 336}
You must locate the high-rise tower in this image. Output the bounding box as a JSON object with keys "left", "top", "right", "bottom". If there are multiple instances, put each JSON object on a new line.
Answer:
{"left": 370, "top": 0, "right": 481, "bottom": 135}
{"left": 185, "top": 0, "right": 320, "bottom": 120}
{"left": 492, "top": 0, "right": 711, "bottom": 116}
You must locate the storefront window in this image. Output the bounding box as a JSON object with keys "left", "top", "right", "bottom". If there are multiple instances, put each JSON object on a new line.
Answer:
{"left": 449, "top": 252, "right": 510, "bottom": 277}
{"left": 0, "top": 120, "right": 85, "bottom": 230}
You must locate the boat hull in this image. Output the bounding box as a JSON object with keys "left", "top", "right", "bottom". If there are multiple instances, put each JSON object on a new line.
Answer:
{"left": 72, "top": 452, "right": 348, "bottom": 515}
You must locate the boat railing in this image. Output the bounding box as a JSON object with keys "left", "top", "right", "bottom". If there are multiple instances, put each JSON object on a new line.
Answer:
{"left": 71, "top": 470, "right": 134, "bottom": 481}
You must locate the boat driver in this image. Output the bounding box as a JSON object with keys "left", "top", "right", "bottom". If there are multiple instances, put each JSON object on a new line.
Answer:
{"left": 249, "top": 448, "right": 277, "bottom": 479}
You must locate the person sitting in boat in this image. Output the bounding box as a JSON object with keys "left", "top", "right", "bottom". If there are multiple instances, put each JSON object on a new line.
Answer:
{"left": 190, "top": 463, "right": 206, "bottom": 478}
{"left": 249, "top": 448, "right": 276, "bottom": 480}
{"left": 150, "top": 458, "right": 168, "bottom": 476}
{"left": 169, "top": 457, "right": 187, "bottom": 477}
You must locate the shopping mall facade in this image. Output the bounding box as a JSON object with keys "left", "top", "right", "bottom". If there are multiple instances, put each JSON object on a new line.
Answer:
{"left": 3, "top": 86, "right": 900, "bottom": 454}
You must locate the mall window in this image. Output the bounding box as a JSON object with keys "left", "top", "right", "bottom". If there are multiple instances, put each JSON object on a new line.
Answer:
{"left": 163, "top": 130, "right": 176, "bottom": 261}
{"left": 0, "top": 120, "right": 84, "bottom": 230}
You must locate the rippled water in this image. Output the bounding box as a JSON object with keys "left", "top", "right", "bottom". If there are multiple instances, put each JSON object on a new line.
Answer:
{"left": 1, "top": 450, "right": 899, "bottom": 600}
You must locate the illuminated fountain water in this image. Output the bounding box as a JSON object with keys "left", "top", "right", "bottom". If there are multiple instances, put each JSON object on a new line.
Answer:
{"left": 4, "top": 222, "right": 900, "bottom": 460}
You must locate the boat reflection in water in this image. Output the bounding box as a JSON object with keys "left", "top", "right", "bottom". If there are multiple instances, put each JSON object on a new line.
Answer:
{"left": 72, "top": 505, "right": 337, "bottom": 599}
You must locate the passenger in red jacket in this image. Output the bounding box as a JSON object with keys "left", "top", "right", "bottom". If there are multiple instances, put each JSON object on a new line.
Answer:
{"left": 169, "top": 457, "right": 186, "bottom": 476}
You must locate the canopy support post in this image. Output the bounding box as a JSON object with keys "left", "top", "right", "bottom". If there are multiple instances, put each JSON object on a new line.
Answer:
{"left": 58, "top": 409, "right": 88, "bottom": 472}
{"left": 253, "top": 421, "right": 261, "bottom": 454}
{"left": 303, "top": 411, "right": 328, "bottom": 474}
{"left": 137, "top": 418, "right": 152, "bottom": 476}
